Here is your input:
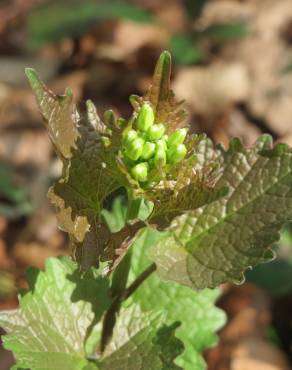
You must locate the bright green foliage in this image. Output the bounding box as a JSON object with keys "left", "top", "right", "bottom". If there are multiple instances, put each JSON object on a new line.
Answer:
{"left": 124, "top": 228, "right": 226, "bottom": 370}
{"left": 151, "top": 136, "right": 292, "bottom": 289}
{"left": 101, "top": 196, "right": 128, "bottom": 233}
{"left": 0, "top": 257, "right": 111, "bottom": 370}
{"left": 99, "top": 306, "right": 183, "bottom": 370}
{"left": 0, "top": 257, "right": 184, "bottom": 370}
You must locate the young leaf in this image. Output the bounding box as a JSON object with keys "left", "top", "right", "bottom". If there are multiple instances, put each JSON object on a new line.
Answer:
{"left": 130, "top": 51, "right": 187, "bottom": 134}
{"left": 123, "top": 228, "right": 226, "bottom": 370}
{"left": 99, "top": 306, "right": 183, "bottom": 370}
{"left": 25, "top": 69, "right": 131, "bottom": 268}
{"left": 150, "top": 136, "right": 292, "bottom": 289}
{"left": 25, "top": 68, "right": 78, "bottom": 159}
{"left": 101, "top": 196, "right": 128, "bottom": 233}
{"left": 0, "top": 257, "right": 111, "bottom": 370}
{"left": 147, "top": 136, "right": 228, "bottom": 228}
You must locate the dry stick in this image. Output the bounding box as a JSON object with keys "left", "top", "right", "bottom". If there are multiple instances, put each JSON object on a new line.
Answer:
{"left": 101, "top": 262, "right": 156, "bottom": 351}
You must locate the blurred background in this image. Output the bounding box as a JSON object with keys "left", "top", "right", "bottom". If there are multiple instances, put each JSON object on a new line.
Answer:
{"left": 1, "top": 0, "right": 292, "bottom": 369}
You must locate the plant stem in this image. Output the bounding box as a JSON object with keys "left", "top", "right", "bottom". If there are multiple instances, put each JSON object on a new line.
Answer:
{"left": 101, "top": 262, "right": 156, "bottom": 351}
{"left": 111, "top": 248, "right": 132, "bottom": 298}
{"left": 123, "top": 262, "right": 156, "bottom": 300}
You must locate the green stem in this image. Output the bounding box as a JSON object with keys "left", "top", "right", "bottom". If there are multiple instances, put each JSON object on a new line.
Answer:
{"left": 111, "top": 248, "right": 132, "bottom": 298}
{"left": 101, "top": 262, "right": 156, "bottom": 352}
{"left": 123, "top": 263, "right": 156, "bottom": 300}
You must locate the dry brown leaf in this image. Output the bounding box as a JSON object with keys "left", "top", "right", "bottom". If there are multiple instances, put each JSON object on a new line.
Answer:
{"left": 201, "top": 0, "right": 292, "bottom": 137}
{"left": 13, "top": 242, "right": 67, "bottom": 270}
{"left": 232, "top": 339, "right": 291, "bottom": 370}
{"left": 173, "top": 63, "right": 250, "bottom": 116}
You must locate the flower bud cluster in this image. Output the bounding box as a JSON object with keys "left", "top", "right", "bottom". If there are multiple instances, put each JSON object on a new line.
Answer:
{"left": 122, "top": 103, "right": 188, "bottom": 183}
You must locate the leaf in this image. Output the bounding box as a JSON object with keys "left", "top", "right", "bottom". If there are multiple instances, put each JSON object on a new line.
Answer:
{"left": 130, "top": 51, "right": 187, "bottom": 133}
{"left": 170, "top": 34, "right": 204, "bottom": 65}
{"left": 202, "top": 22, "right": 248, "bottom": 42}
{"left": 0, "top": 257, "right": 111, "bottom": 370}
{"left": 26, "top": 69, "right": 131, "bottom": 268}
{"left": 150, "top": 135, "right": 292, "bottom": 289}
{"left": 101, "top": 195, "right": 153, "bottom": 233}
{"left": 101, "top": 196, "right": 128, "bottom": 233}
{"left": 123, "top": 228, "right": 226, "bottom": 370}
{"left": 99, "top": 306, "right": 183, "bottom": 370}
{"left": 0, "top": 163, "right": 32, "bottom": 220}
{"left": 28, "top": 0, "right": 153, "bottom": 48}
{"left": 25, "top": 68, "right": 78, "bottom": 159}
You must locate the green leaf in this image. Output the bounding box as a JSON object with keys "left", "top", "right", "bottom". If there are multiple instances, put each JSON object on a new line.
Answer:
{"left": 170, "top": 34, "right": 204, "bottom": 65}
{"left": 101, "top": 195, "right": 153, "bottom": 233}
{"left": 130, "top": 51, "right": 187, "bottom": 134}
{"left": 123, "top": 228, "right": 226, "bottom": 370}
{"left": 0, "top": 163, "right": 32, "bottom": 220}
{"left": 101, "top": 196, "right": 128, "bottom": 233}
{"left": 0, "top": 257, "right": 111, "bottom": 370}
{"left": 28, "top": 0, "right": 153, "bottom": 48}
{"left": 202, "top": 22, "right": 248, "bottom": 42}
{"left": 150, "top": 136, "right": 292, "bottom": 289}
{"left": 99, "top": 306, "right": 183, "bottom": 369}
{"left": 126, "top": 197, "right": 154, "bottom": 222}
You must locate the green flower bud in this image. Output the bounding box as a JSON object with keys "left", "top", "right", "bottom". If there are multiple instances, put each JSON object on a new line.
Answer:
{"left": 141, "top": 141, "right": 156, "bottom": 160}
{"left": 147, "top": 123, "right": 165, "bottom": 141}
{"left": 168, "top": 128, "right": 188, "bottom": 147}
{"left": 131, "top": 162, "right": 148, "bottom": 182}
{"left": 125, "top": 137, "right": 144, "bottom": 161}
{"left": 122, "top": 129, "right": 138, "bottom": 145}
{"left": 154, "top": 147, "right": 166, "bottom": 168}
{"left": 167, "top": 143, "right": 187, "bottom": 164}
{"left": 136, "top": 103, "right": 154, "bottom": 132}
{"left": 156, "top": 139, "right": 167, "bottom": 151}
{"left": 138, "top": 131, "right": 148, "bottom": 140}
